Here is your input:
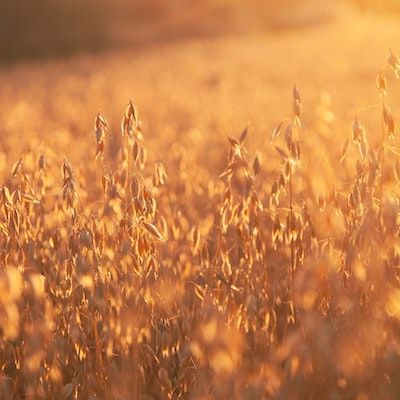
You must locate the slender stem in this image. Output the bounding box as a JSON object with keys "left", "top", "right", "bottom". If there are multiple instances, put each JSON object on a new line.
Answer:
{"left": 378, "top": 104, "right": 385, "bottom": 229}
{"left": 127, "top": 135, "right": 131, "bottom": 189}
{"left": 289, "top": 164, "right": 296, "bottom": 321}
{"left": 126, "top": 134, "right": 132, "bottom": 216}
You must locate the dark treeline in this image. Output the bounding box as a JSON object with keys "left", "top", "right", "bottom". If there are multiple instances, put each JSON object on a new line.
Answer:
{"left": 1, "top": 0, "right": 389, "bottom": 63}
{"left": 0, "top": 0, "right": 172, "bottom": 62}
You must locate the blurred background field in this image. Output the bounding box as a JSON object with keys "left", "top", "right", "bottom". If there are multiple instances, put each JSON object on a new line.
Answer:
{"left": 0, "top": 0, "right": 392, "bottom": 62}
{"left": 1, "top": 1, "right": 400, "bottom": 167}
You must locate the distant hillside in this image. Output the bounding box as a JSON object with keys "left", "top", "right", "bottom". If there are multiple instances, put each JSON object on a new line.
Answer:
{"left": 0, "top": 0, "right": 342, "bottom": 62}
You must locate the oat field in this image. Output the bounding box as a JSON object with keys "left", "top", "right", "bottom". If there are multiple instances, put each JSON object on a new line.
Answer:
{"left": 2, "top": 6, "right": 400, "bottom": 400}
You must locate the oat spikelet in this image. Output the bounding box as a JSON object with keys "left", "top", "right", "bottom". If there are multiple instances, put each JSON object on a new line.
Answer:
{"left": 94, "top": 112, "right": 109, "bottom": 160}
{"left": 387, "top": 48, "right": 400, "bottom": 78}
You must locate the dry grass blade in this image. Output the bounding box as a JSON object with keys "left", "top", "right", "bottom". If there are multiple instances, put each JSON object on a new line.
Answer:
{"left": 141, "top": 220, "right": 166, "bottom": 242}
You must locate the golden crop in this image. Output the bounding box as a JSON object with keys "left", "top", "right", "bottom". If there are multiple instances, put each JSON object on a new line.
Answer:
{"left": 1, "top": 12, "right": 400, "bottom": 400}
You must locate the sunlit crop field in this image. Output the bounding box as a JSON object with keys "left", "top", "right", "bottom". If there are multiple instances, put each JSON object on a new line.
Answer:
{"left": 2, "top": 7, "right": 400, "bottom": 399}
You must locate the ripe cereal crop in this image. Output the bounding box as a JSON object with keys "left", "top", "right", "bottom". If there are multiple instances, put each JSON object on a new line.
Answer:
{"left": 2, "top": 5, "right": 400, "bottom": 399}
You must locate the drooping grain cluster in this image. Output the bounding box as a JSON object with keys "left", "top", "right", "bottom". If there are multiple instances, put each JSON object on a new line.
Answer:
{"left": 2, "top": 49, "right": 400, "bottom": 400}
